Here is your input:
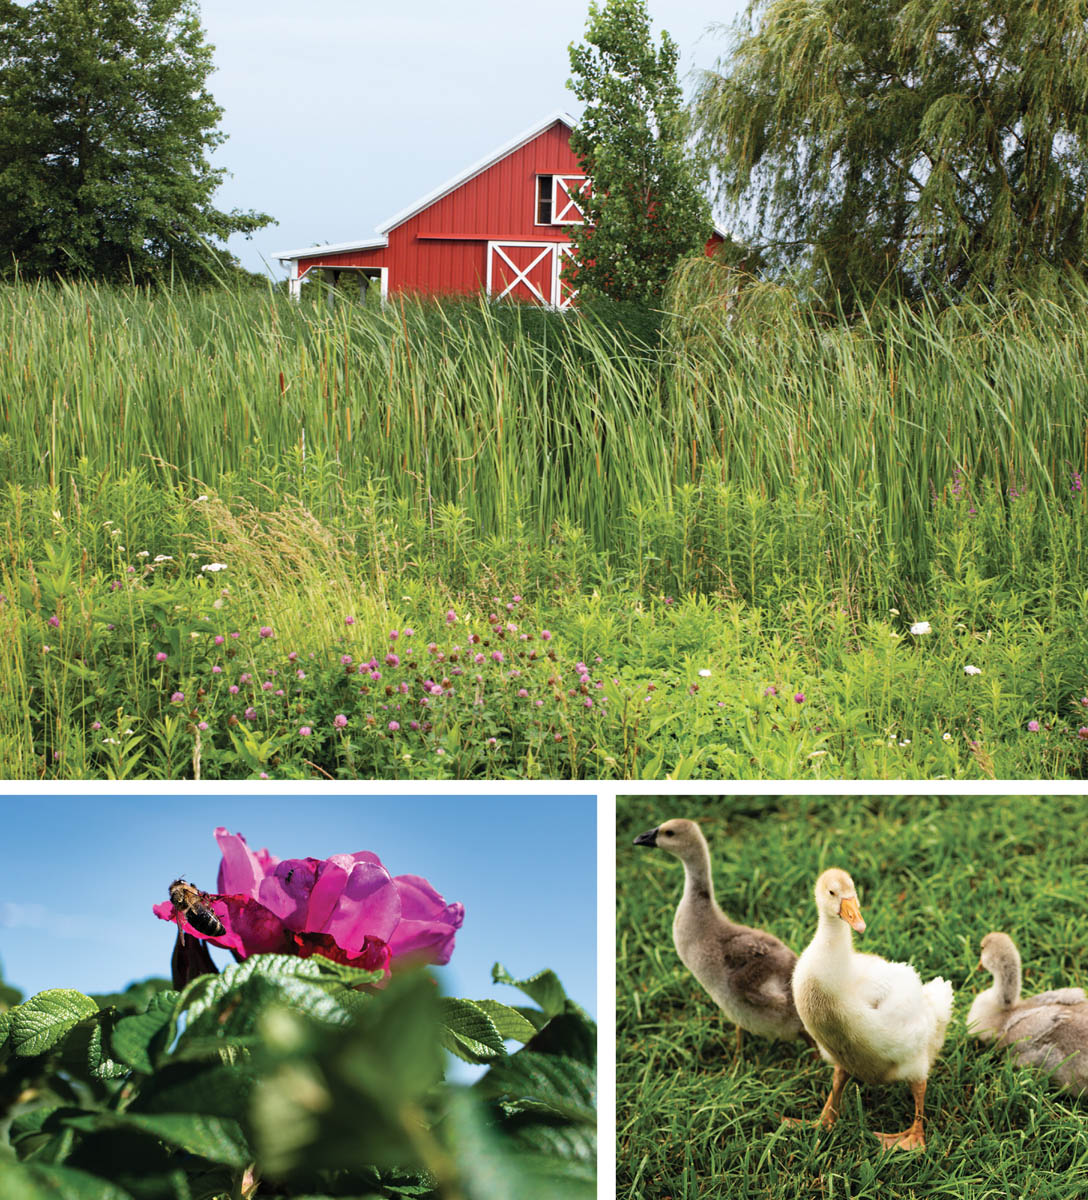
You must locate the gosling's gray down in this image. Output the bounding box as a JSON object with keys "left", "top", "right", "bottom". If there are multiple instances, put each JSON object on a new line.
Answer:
{"left": 633, "top": 817, "right": 806, "bottom": 1052}
{"left": 967, "top": 931, "right": 1088, "bottom": 1097}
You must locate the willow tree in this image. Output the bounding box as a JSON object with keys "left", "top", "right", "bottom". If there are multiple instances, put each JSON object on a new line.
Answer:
{"left": 692, "top": 0, "right": 1088, "bottom": 303}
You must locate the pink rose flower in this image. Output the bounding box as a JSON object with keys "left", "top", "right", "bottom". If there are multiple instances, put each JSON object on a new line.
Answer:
{"left": 152, "top": 827, "right": 464, "bottom": 974}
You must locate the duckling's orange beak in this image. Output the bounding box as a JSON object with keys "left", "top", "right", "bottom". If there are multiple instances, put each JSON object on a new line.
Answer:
{"left": 839, "top": 895, "right": 866, "bottom": 932}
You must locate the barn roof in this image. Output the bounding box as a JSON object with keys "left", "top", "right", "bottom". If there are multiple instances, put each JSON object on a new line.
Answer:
{"left": 274, "top": 111, "right": 577, "bottom": 263}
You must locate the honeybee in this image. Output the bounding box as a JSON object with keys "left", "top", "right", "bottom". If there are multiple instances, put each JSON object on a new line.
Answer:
{"left": 168, "top": 878, "right": 225, "bottom": 943}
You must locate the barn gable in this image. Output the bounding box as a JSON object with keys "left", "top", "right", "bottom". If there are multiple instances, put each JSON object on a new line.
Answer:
{"left": 275, "top": 112, "right": 723, "bottom": 306}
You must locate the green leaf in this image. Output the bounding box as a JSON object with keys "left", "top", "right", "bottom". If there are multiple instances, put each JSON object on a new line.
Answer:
{"left": 174, "top": 953, "right": 382, "bottom": 1036}
{"left": 127, "top": 1060, "right": 258, "bottom": 1119}
{"left": 524, "top": 1011, "right": 596, "bottom": 1067}
{"left": 0, "top": 1006, "right": 12, "bottom": 1063}
{"left": 10, "top": 990, "right": 100, "bottom": 1057}
{"left": 0, "top": 1160, "right": 135, "bottom": 1200}
{"left": 439, "top": 998, "right": 507, "bottom": 1063}
{"left": 473, "top": 1000, "right": 538, "bottom": 1045}
{"left": 490, "top": 964, "right": 569, "bottom": 1018}
{"left": 477, "top": 1052, "right": 596, "bottom": 1124}
{"left": 442, "top": 1090, "right": 595, "bottom": 1200}
{"left": 59, "top": 1111, "right": 251, "bottom": 1168}
{"left": 111, "top": 991, "right": 179, "bottom": 1074}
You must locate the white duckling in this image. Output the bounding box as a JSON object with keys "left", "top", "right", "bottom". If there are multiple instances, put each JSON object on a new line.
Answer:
{"left": 967, "top": 931, "right": 1088, "bottom": 1096}
{"left": 791, "top": 868, "right": 954, "bottom": 1151}
{"left": 633, "top": 818, "right": 805, "bottom": 1053}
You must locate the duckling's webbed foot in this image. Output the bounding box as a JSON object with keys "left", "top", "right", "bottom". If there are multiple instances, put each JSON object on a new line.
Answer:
{"left": 874, "top": 1080, "right": 927, "bottom": 1152}
{"left": 818, "top": 1065, "right": 849, "bottom": 1129}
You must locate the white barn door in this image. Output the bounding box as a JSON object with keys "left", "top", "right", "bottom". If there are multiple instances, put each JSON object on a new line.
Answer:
{"left": 487, "top": 242, "right": 558, "bottom": 306}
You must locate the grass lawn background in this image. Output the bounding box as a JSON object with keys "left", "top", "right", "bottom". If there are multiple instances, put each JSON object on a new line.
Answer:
{"left": 616, "top": 795, "right": 1088, "bottom": 1199}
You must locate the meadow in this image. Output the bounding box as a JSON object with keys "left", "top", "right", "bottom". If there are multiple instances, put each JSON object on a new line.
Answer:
{"left": 615, "top": 794, "right": 1088, "bottom": 1199}
{"left": 3, "top": 278, "right": 1088, "bottom": 777}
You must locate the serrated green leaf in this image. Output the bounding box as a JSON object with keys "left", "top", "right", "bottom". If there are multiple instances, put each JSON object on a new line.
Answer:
{"left": 59, "top": 1111, "right": 251, "bottom": 1168}
{"left": 10, "top": 990, "right": 100, "bottom": 1057}
{"left": 438, "top": 998, "right": 506, "bottom": 1063}
{"left": 490, "top": 965, "right": 568, "bottom": 1018}
{"left": 477, "top": 1052, "right": 596, "bottom": 1125}
{"left": 524, "top": 1010, "right": 596, "bottom": 1067}
{"left": 442, "top": 1090, "right": 594, "bottom": 1200}
{"left": 473, "top": 1000, "right": 537, "bottom": 1044}
{"left": 0, "top": 1160, "right": 135, "bottom": 1200}
{"left": 174, "top": 953, "right": 381, "bottom": 1035}
{"left": 127, "top": 1060, "right": 258, "bottom": 1118}
{"left": 0, "top": 1006, "right": 13, "bottom": 1063}
{"left": 58, "top": 1015, "right": 128, "bottom": 1081}
{"left": 111, "top": 991, "right": 179, "bottom": 1073}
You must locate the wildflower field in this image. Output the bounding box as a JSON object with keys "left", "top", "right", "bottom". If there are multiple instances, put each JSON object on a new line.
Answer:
{"left": 3, "top": 279, "right": 1088, "bottom": 778}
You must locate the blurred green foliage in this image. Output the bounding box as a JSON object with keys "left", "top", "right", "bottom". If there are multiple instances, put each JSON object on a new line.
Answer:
{"left": 0, "top": 954, "right": 596, "bottom": 1199}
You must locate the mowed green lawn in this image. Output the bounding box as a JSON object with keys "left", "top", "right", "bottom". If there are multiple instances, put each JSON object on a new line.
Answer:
{"left": 616, "top": 795, "right": 1088, "bottom": 1199}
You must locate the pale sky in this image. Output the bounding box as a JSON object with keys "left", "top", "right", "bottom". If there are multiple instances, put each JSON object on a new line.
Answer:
{"left": 197, "top": 0, "right": 748, "bottom": 276}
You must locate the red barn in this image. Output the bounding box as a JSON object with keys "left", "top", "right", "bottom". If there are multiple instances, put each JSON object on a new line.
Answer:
{"left": 275, "top": 111, "right": 725, "bottom": 306}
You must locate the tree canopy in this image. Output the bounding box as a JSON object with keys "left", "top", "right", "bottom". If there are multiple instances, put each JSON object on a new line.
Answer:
{"left": 692, "top": 0, "right": 1088, "bottom": 304}
{"left": 566, "top": 0, "right": 713, "bottom": 303}
{"left": 0, "top": 0, "right": 272, "bottom": 283}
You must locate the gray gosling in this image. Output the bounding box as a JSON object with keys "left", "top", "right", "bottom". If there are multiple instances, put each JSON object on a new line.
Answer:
{"left": 967, "top": 931, "right": 1088, "bottom": 1097}
{"left": 633, "top": 817, "right": 805, "bottom": 1054}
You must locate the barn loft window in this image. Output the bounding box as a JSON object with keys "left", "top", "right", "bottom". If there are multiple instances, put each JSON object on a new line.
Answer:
{"left": 536, "top": 175, "right": 554, "bottom": 224}
{"left": 537, "top": 175, "right": 588, "bottom": 225}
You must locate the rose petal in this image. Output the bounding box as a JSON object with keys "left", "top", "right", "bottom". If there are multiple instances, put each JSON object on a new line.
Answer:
{"left": 213, "top": 895, "right": 292, "bottom": 957}
{"left": 215, "top": 827, "right": 277, "bottom": 896}
{"left": 292, "top": 931, "right": 390, "bottom": 974}
{"left": 303, "top": 858, "right": 351, "bottom": 934}
{"left": 257, "top": 857, "right": 320, "bottom": 924}
{"left": 387, "top": 875, "right": 465, "bottom": 965}
{"left": 322, "top": 860, "right": 402, "bottom": 955}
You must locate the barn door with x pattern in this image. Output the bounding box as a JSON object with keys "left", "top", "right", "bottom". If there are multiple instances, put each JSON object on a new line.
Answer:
{"left": 554, "top": 244, "right": 577, "bottom": 309}
{"left": 487, "top": 242, "right": 557, "bottom": 305}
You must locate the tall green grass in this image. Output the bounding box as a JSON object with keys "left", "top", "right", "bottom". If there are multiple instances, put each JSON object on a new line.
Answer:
{"left": 2, "top": 278, "right": 1086, "bottom": 607}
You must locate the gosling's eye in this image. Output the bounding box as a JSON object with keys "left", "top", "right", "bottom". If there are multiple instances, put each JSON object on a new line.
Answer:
{"left": 663, "top": 830, "right": 675, "bottom": 838}
{"left": 828, "top": 888, "right": 836, "bottom": 896}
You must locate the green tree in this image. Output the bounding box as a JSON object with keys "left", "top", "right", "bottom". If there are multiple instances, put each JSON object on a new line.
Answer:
{"left": 0, "top": 0, "right": 272, "bottom": 283}
{"left": 692, "top": 0, "right": 1088, "bottom": 306}
{"left": 566, "top": 0, "right": 713, "bottom": 303}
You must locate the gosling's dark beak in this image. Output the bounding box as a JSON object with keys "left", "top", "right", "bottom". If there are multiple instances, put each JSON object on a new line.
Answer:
{"left": 633, "top": 827, "right": 659, "bottom": 847}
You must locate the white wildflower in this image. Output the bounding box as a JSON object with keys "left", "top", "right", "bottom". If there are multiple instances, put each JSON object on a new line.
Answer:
{"left": 964, "top": 664, "right": 982, "bottom": 676}
{"left": 137, "top": 550, "right": 150, "bottom": 558}
{"left": 942, "top": 732, "right": 952, "bottom": 742}
{"left": 909, "top": 621, "right": 931, "bottom": 635}
{"left": 201, "top": 563, "right": 228, "bottom": 572}
{"left": 195, "top": 495, "right": 209, "bottom": 502}
{"left": 698, "top": 668, "right": 712, "bottom": 677}
{"left": 154, "top": 554, "right": 173, "bottom": 563}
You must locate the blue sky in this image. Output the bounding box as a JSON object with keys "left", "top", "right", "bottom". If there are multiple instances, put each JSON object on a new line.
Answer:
{"left": 196, "top": 0, "right": 747, "bottom": 276}
{"left": 0, "top": 794, "right": 597, "bottom": 1023}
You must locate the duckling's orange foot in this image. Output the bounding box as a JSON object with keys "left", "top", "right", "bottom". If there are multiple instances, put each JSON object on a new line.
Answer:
{"left": 874, "top": 1125, "right": 926, "bottom": 1152}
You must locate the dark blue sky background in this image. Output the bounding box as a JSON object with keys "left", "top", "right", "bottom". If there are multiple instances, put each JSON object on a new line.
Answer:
{"left": 0, "top": 794, "right": 597, "bottom": 1022}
